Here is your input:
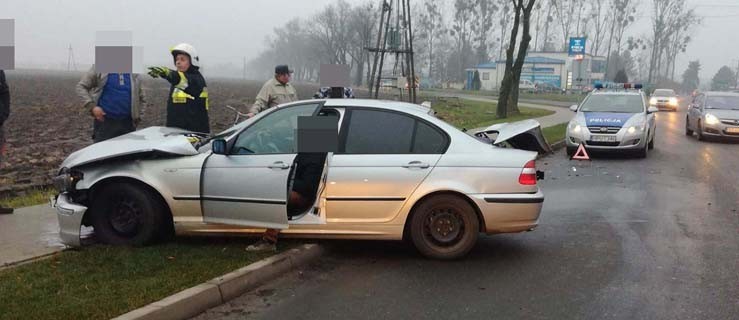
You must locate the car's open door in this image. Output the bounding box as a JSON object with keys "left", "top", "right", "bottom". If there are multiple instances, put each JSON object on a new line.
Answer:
{"left": 473, "top": 119, "right": 552, "bottom": 154}
{"left": 200, "top": 102, "right": 327, "bottom": 229}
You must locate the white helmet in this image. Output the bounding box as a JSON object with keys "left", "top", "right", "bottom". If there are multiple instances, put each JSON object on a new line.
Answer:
{"left": 170, "top": 43, "right": 200, "bottom": 67}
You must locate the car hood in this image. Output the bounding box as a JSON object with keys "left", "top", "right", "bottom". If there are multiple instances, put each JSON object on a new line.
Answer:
{"left": 474, "top": 119, "right": 552, "bottom": 154}
{"left": 704, "top": 109, "right": 739, "bottom": 120}
{"left": 60, "top": 126, "right": 201, "bottom": 169}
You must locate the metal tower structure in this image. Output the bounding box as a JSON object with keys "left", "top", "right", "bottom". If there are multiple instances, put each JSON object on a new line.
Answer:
{"left": 367, "top": 0, "right": 417, "bottom": 103}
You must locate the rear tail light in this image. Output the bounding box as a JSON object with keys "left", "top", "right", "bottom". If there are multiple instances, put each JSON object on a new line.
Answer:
{"left": 519, "top": 160, "right": 537, "bottom": 185}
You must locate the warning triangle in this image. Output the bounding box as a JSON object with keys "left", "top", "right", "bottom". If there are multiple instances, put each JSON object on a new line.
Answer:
{"left": 571, "top": 143, "right": 590, "bottom": 161}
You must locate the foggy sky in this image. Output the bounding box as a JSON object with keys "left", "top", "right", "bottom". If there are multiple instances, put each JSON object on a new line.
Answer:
{"left": 2, "top": 0, "right": 738, "bottom": 82}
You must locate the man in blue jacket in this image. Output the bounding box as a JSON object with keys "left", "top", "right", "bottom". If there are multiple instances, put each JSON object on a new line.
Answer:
{"left": 76, "top": 66, "right": 146, "bottom": 142}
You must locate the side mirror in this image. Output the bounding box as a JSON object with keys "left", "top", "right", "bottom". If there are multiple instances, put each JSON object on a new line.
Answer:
{"left": 212, "top": 139, "right": 228, "bottom": 155}
{"left": 647, "top": 106, "right": 659, "bottom": 114}
{"left": 569, "top": 105, "right": 578, "bottom": 112}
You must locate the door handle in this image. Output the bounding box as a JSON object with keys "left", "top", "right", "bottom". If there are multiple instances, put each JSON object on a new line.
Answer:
{"left": 268, "top": 161, "right": 290, "bottom": 169}
{"left": 403, "top": 161, "right": 430, "bottom": 169}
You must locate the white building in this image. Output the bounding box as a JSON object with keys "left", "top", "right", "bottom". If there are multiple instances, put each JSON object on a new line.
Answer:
{"left": 466, "top": 51, "right": 606, "bottom": 91}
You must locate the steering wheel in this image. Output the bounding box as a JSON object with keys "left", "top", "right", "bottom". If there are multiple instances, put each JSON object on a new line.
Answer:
{"left": 256, "top": 130, "right": 280, "bottom": 153}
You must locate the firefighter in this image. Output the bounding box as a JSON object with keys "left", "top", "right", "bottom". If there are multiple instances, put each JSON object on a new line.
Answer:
{"left": 148, "top": 43, "right": 210, "bottom": 133}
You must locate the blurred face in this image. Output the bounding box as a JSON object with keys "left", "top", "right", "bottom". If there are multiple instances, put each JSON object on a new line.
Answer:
{"left": 175, "top": 54, "right": 191, "bottom": 72}
{"left": 276, "top": 72, "right": 291, "bottom": 84}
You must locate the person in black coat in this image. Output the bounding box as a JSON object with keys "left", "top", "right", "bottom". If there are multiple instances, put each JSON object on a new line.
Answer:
{"left": 0, "top": 70, "right": 13, "bottom": 214}
{"left": 147, "top": 43, "right": 210, "bottom": 133}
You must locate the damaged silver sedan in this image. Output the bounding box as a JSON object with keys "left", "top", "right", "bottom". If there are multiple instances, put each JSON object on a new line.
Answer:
{"left": 52, "top": 99, "right": 548, "bottom": 259}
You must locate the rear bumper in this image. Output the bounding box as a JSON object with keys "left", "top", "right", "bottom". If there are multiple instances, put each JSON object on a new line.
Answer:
{"left": 469, "top": 190, "right": 544, "bottom": 234}
{"left": 52, "top": 193, "right": 87, "bottom": 247}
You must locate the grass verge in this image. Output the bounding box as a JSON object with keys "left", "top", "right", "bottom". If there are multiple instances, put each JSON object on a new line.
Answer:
{"left": 0, "top": 238, "right": 294, "bottom": 320}
{"left": 427, "top": 97, "right": 554, "bottom": 129}
{"left": 543, "top": 122, "right": 568, "bottom": 144}
{"left": 0, "top": 187, "right": 56, "bottom": 209}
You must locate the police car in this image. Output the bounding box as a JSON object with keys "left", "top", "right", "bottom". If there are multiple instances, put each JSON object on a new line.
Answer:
{"left": 565, "top": 83, "right": 659, "bottom": 158}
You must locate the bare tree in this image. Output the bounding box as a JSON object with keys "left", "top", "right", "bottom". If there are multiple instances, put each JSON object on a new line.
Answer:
{"left": 551, "top": 0, "right": 577, "bottom": 51}
{"left": 497, "top": 0, "right": 537, "bottom": 118}
{"left": 587, "top": 0, "right": 609, "bottom": 56}
{"left": 416, "top": 0, "right": 446, "bottom": 81}
{"left": 470, "top": 0, "right": 500, "bottom": 64}
{"left": 497, "top": 0, "right": 514, "bottom": 59}
{"left": 646, "top": 0, "right": 699, "bottom": 83}
{"left": 449, "top": 0, "right": 476, "bottom": 81}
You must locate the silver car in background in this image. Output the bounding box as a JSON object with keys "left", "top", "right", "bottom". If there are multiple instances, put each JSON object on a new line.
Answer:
{"left": 52, "top": 99, "right": 548, "bottom": 259}
{"left": 686, "top": 91, "right": 739, "bottom": 141}
{"left": 650, "top": 88, "right": 679, "bottom": 111}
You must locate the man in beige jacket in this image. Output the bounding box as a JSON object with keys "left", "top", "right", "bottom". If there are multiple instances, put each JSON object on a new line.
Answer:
{"left": 246, "top": 64, "right": 299, "bottom": 252}
{"left": 246, "top": 65, "right": 298, "bottom": 117}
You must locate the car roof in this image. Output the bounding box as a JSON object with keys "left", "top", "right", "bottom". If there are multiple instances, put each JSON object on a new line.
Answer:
{"left": 589, "top": 90, "right": 643, "bottom": 96}
{"left": 320, "top": 98, "right": 433, "bottom": 116}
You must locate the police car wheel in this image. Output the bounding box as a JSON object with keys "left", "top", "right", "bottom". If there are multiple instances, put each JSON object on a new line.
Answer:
{"left": 566, "top": 147, "right": 576, "bottom": 157}
{"left": 685, "top": 118, "right": 693, "bottom": 136}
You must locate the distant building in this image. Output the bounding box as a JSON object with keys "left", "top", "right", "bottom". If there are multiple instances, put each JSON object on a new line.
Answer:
{"left": 465, "top": 51, "right": 606, "bottom": 91}
{"left": 465, "top": 63, "right": 497, "bottom": 91}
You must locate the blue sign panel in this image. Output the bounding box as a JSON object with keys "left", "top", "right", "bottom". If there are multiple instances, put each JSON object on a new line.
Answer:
{"left": 568, "top": 37, "right": 586, "bottom": 56}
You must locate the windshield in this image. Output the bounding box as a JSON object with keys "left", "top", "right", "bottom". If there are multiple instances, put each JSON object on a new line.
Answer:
{"left": 653, "top": 89, "right": 676, "bottom": 97}
{"left": 580, "top": 94, "right": 645, "bottom": 113}
{"left": 705, "top": 96, "right": 739, "bottom": 110}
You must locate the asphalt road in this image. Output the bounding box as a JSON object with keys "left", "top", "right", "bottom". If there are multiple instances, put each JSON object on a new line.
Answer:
{"left": 193, "top": 103, "right": 739, "bottom": 320}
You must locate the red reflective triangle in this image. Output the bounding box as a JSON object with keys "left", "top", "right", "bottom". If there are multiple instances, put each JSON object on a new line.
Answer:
{"left": 571, "top": 143, "right": 590, "bottom": 161}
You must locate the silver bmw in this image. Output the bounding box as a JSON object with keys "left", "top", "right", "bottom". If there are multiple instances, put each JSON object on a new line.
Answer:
{"left": 52, "top": 99, "right": 548, "bottom": 259}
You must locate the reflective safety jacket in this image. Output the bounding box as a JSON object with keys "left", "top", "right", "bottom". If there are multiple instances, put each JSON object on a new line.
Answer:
{"left": 162, "top": 67, "right": 210, "bottom": 133}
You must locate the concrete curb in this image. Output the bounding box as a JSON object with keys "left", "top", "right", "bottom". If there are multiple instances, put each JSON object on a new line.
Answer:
{"left": 112, "top": 243, "right": 324, "bottom": 320}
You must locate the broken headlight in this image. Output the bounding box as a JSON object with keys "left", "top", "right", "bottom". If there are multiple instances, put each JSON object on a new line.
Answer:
{"left": 53, "top": 168, "right": 83, "bottom": 193}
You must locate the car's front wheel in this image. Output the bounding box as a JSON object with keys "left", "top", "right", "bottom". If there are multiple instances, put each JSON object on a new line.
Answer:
{"left": 90, "top": 182, "right": 167, "bottom": 246}
{"left": 409, "top": 195, "right": 479, "bottom": 260}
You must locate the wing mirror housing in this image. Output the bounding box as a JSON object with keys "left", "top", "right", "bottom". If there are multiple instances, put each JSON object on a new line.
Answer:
{"left": 569, "top": 104, "right": 578, "bottom": 112}
{"left": 212, "top": 139, "right": 228, "bottom": 155}
{"left": 647, "top": 106, "right": 659, "bottom": 114}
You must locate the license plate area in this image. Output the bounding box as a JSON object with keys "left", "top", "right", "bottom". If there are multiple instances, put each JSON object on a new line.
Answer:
{"left": 591, "top": 135, "right": 617, "bottom": 142}
{"left": 726, "top": 127, "right": 739, "bottom": 134}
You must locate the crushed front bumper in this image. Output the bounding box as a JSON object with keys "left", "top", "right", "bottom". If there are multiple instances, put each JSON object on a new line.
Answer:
{"left": 51, "top": 193, "right": 87, "bottom": 247}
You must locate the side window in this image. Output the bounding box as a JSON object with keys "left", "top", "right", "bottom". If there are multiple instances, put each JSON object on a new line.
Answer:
{"left": 412, "top": 121, "right": 447, "bottom": 154}
{"left": 344, "top": 109, "right": 415, "bottom": 154}
{"left": 231, "top": 104, "right": 318, "bottom": 155}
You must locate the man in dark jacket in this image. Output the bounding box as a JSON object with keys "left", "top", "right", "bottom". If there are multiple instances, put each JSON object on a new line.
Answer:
{"left": 148, "top": 43, "right": 210, "bottom": 133}
{"left": 0, "top": 70, "right": 13, "bottom": 214}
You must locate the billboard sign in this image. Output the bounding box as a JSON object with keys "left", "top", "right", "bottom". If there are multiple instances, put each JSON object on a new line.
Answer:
{"left": 568, "top": 37, "right": 586, "bottom": 58}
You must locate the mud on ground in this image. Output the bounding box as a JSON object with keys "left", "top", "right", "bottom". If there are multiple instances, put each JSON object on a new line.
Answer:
{"left": 0, "top": 70, "right": 322, "bottom": 195}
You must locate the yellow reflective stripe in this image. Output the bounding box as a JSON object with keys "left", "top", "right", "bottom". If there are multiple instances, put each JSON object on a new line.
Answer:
{"left": 176, "top": 71, "right": 188, "bottom": 89}
{"left": 199, "top": 87, "right": 209, "bottom": 110}
{"left": 172, "top": 88, "right": 195, "bottom": 104}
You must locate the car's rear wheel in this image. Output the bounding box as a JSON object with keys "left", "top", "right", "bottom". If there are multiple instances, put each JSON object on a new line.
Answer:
{"left": 90, "top": 183, "right": 166, "bottom": 246}
{"left": 685, "top": 117, "right": 693, "bottom": 136}
{"left": 409, "top": 195, "right": 479, "bottom": 260}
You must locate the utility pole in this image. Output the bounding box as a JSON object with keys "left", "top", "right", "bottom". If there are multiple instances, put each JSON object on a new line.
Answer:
{"left": 243, "top": 56, "right": 247, "bottom": 80}
{"left": 734, "top": 59, "right": 739, "bottom": 90}
{"left": 67, "top": 44, "right": 77, "bottom": 71}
